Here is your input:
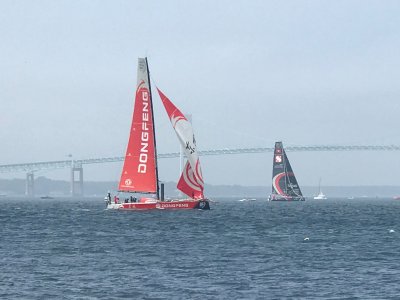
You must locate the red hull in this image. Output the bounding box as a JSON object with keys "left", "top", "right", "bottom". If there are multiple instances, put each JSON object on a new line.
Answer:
{"left": 115, "top": 199, "right": 209, "bottom": 210}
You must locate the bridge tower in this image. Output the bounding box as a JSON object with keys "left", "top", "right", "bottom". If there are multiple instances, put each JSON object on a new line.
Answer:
{"left": 25, "top": 172, "right": 35, "bottom": 197}
{"left": 70, "top": 163, "right": 84, "bottom": 197}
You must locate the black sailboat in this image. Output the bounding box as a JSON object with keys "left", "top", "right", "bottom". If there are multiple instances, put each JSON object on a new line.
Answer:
{"left": 269, "top": 141, "right": 305, "bottom": 201}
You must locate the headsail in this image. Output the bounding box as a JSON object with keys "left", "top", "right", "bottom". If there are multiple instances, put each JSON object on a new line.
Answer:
{"left": 177, "top": 160, "right": 204, "bottom": 199}
{"left": 271, "top": 141, "right": 304, "bottom": 200}
{"left": 157, "top": 88, "right": 205, "bottom": 199}
{"left": 118, "top": 58, "right": 158, "bottom": 194}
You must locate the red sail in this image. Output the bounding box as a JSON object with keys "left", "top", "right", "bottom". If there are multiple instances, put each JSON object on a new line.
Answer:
{"left": 156, "top": 88, "right": 187, "bottom": 127}
{"left": 177, "top": 160, "right": 205, "bottom": 199}
{"left": 118, "top": 58, "right": 157, "bottom": 193}
{"left": 157, "top": 88, "right": 205, "bottom": 199}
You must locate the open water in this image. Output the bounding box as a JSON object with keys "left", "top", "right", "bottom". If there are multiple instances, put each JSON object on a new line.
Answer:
{"left": 1, "top": 197, "right": 400, "bottom": 299}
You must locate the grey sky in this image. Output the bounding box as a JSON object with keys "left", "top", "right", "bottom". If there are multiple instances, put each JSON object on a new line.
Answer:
{"left": 1, "top": 0, "right": 400, "bottom": 187}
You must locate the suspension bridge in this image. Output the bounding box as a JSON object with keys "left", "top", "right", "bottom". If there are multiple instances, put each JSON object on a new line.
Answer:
{"left": 1, "top": 144, "right": 399, "bottom": 196}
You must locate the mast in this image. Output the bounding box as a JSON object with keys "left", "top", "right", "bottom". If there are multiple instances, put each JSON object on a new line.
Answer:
{"left": 145, "top": 57, "right": 160, "bottom": 200}
{"left": 318, "top": 178, "right": 322, "bottom": 194}
{"left": 283, "top": 148, "right": 288, "bottom": 194}
{"left": 272, "top": 141, "right": 285, "bottom": 197}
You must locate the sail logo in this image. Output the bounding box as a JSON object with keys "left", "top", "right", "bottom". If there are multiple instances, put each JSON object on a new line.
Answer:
{"left": 125, "top": 179, "right": 132, "bottom": 186}
{"left": 138, "top": 88, "right": 150, "bottom": 174}
{"left": 275, "top": 155, "right": 282, "bottom": 163}
{"left": 170, "top": 112, "right": 186, "bottom": 128}
{"left": 185, "top": 141, "right": 196, "bottom": 154}
{"left": 161, "top": 203, "right": 189, "bottom": 208}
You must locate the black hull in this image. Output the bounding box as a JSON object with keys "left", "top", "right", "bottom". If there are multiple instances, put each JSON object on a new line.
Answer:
{"left": 270, "top": 198, "right": 305, "bottom": 202}
{"left": 269, "top": 195, "right": 305, "bottom": 201}
{"left": 195, "top": 199, "right": 211, "bottom": 210}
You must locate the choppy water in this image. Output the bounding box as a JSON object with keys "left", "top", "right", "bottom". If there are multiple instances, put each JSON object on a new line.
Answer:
{"left": 1, "top": 197, "right": 400, "bottom": 299}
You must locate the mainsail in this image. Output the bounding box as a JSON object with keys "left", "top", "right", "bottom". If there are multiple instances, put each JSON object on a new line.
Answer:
{"left": 271, "top": 141, "right": 304, "bottom": 201}
{"left": 157, "top": 88, "right": 205, "bottom": 199}
{"left": 118, "top": 58, "right": 158, "bottom": 194}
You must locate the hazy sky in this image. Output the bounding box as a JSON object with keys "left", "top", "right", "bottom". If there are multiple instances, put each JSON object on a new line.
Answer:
{"left": 1, "top": 0, "right": 400, "bottom": 187}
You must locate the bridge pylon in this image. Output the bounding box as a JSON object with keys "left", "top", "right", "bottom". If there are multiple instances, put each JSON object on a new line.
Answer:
{"left": 25, "top": 172, "right": 34, "bottom": 197}
{"left": 70, "top": 165, "right": 83, "bottom": 197}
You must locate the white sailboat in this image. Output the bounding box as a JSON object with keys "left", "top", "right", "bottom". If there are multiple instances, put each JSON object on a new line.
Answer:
{"left": 313, "top": 178, "right": 327, "bottom": 200}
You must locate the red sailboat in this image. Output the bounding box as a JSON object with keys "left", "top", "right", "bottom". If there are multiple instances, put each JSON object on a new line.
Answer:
{"left": 105, "top": 58, "right": 210, "bottom": 210}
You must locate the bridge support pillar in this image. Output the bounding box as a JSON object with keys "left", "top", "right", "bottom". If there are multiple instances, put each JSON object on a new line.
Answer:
{"left": 26, "top": 172, "right": 35, "bottom": 197}
{"left": 71, "top": 167, "right": 83, "bottom": 197}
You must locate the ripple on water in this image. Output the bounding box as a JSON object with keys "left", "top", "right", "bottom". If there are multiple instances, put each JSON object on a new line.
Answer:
{"left": 1, "top": 197, "right": 400, "bottom": 299}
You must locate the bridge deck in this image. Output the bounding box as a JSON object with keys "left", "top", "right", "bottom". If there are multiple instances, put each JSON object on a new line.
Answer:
{"left": 1, "top": 145, "right": 400, "bottom": 173}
